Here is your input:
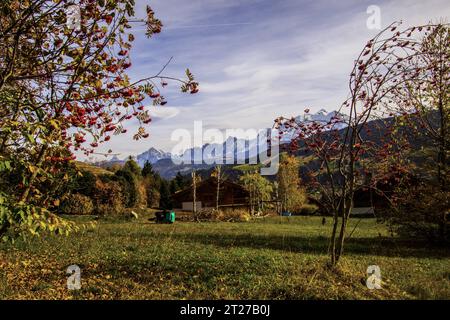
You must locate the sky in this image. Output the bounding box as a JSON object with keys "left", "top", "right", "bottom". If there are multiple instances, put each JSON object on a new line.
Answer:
{"left": 82, "top": 0, "right": 450, "bottom": 161}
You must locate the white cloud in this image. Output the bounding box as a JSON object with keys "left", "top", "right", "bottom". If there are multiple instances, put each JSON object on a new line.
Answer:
{"left": 77, "top": 0, "right": 450, "bottom": 160}
{"left": 148, "top": 106, "right": 180, "bottom": 120}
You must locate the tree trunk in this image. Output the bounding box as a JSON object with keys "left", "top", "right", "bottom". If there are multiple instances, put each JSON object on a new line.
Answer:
{"left": 437, "top": 86, "right": 448, "bottom": 242}
{"left": 19, "top": 144, "right": 48, "bottom": 203}
{"left": 336, "top": 200, "right": 352, "bottom": 263}
{"left": 329, "top": 206, "right": 340, "bottom": 266}
{"left": 216, "top": 166, "right": 221, "bottom": 211}
{"left": 435, "top": 32, "right": 448, "bottom": 243}
{"left": 192, "top": 170, "right": 197, "bottom": 221}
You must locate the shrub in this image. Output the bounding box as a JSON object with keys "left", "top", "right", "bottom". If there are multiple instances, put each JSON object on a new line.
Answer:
{"left": 95, "top": 203, "right": 124, "bottom": 216}
{"left": 197, "top": 208, "right": 251, "bottom": 222}
{"left": 60, "top": 194, "right": 94, "bottom": 215}
{"left": 114, "top": 169, "right": 140, "bottom": 208}
{"left": 92, "top": 180, "right": 124, "bottom": 216}
{"left": 288, "top": 189, "right": 308, "bottom": 213}
{"left": 300, "top": 204, "right": 319, "bottom": 215}
{"left": 113, "top": 158, "right": 147, "bottom": 208}
{"left": 218, "top": 209, "right": 251, "bottom": 222}
{"left": 386, "top": 184, "right": 449, "bottom": 243}
{"left": 71, "top": 170, "right": 97, "bottom": 197}
{"left": 143, "top": 176, "right": 160, "bottom": 208}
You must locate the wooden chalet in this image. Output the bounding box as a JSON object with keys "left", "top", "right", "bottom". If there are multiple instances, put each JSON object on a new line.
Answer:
{"left": 172, "top": 178, "right": 249, "bottom": 211}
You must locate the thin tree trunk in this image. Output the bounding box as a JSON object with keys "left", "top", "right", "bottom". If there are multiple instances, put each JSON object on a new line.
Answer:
{"left": 336, "top": 200, "right": 352, "bottom": 263}
{"left": 437, "top": 87, "right": 448, "bottom": 242}
{"left": 329, "top": 206, "right": 340, "bottom": 266}
{"left": 192, "top": 170, "right": 197, "bottom": 221}
{"left": 19, "top": 144, "right": 48, "bottom": 203}
{"left": 216, "top": 165, "right": 221, "bottom": 211}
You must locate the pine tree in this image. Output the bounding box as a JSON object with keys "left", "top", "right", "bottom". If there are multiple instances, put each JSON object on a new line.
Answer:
{"left": 142, "top": 161, "right": 155, "bottom": 178}
{"left": 159, "top": 180, "right": 173, "bottom": 210}
{"left": 123, "top": 156, "right": 142, "bottom": 177}
{"left": 174, "top": 171, "right": 187, "bottom": 190}
{"left": 169, "top": 180, "right": 179, "bottom": 195}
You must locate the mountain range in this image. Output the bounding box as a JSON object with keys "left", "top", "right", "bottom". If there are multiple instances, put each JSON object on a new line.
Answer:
{"left": 136, "top": 147, "right": 172, "bottom": 167}
{"left": 89, "top": 109, "right": 349, "bottom": 179}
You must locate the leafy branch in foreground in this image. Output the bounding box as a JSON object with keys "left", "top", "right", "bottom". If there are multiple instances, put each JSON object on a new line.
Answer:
{"left": 0, "top": 0, "right": 198, "bottom": 239}
{"left": 275, "top": 22, "right": 449, "bottom": 266}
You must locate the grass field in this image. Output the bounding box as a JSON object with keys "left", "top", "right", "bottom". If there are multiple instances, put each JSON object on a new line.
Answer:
{"left": 0, "top": 213, "right": 449, "bottom": 300}
{"left": 75, "top": 161, "right": 114, "bottom": 176}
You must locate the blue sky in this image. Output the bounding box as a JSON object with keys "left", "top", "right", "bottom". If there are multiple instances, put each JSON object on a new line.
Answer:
{"left": 83, "top": 0, "right": 450, "bottom": 161}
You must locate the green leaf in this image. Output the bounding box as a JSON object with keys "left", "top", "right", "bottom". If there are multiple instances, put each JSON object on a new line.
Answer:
{"left": 26, "top": 134, "right": 35, "bottom": 144}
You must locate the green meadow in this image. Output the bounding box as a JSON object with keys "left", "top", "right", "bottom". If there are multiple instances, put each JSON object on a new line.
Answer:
{"left": 0, "top": 214, "right": 449, "bottom": 300}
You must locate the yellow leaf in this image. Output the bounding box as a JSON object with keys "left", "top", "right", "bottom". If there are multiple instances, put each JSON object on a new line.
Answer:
{"left": 49, "top": 119, "right": 59, "bottom": 130}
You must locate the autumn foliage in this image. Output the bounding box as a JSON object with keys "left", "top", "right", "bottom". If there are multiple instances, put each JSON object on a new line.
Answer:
{"left": 276, "top": 22, "right": 449, "bottom": 264}
{"left": 0, "top": 0, "right": 197, "bottom": 239}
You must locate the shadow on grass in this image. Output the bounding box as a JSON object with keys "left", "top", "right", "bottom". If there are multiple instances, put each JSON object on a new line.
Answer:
{"left": 166, "top": 232, "right": 450, "bottom": 259}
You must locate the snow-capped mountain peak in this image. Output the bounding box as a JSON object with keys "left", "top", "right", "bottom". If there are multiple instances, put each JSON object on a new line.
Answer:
{"left": 281, "top": 109, "right": 348, "bottom": 143}
{"left": 136, "top": 147, "right": 171, "bottom": 166}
